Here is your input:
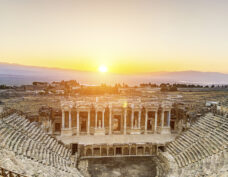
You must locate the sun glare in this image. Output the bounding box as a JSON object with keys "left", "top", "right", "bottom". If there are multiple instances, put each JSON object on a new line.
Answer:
{"left": 99, "top": 65, "right": 108, "bottom": 73}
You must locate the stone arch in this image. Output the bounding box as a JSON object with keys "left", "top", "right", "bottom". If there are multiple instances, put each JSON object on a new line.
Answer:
{"left": 93, "top": 148, "right": 100, "bottom": 156}
{"left": 123, "top": 147, "right": 129, "bottom": 155}
{"left": 108, "top": 148, "right": 114, "bottom": 156}
{"left": 130, "top": 147, "right": 136, "bottom": 155}
{"left": 137, "top": 146, "right": 144, "bottom": 155}
{"left": 116, "top": 147, "right": 122, "bottom": 155}
{"left": 101, "top": 148, "right": 107, "bottom": 156}
{"left": 86, "top": 148, "right": 92, "bottom": 156}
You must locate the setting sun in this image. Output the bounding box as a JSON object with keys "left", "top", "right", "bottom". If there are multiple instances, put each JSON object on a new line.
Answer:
{"left": 99, "top": 65, "right": 108, "bottom": 73}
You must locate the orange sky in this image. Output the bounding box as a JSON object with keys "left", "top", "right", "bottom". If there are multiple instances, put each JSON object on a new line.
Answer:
{"left": 0, "top": 0, "right": 228, "bottom": 74}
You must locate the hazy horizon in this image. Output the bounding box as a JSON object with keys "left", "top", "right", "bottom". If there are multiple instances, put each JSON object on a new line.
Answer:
{"left": 2, "top": 61, "right": 228, "bottom": 75}
{"left": 1, "top": 62, "right": 228, "bottom": 86}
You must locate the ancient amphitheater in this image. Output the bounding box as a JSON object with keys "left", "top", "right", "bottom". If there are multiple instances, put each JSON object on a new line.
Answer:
{"left": 0, "top": 111, "right": 227, "bottom": 177}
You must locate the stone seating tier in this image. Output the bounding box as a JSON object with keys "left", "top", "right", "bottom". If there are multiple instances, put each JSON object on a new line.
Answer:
{"left": 166, "top": 113, "right": 228, "bottom": 169}
{"left": 0, "top": 114, "right": 82, "bottom": 177}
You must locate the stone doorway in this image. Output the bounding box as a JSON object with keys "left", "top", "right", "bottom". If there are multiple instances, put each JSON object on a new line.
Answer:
{"left": 133, "top": 112, "right": 139, "bottom": 128}
{"left": 170, "top": 121, "right": 175, "bottom": 130}
{"left": 80, "top": 112, "right": 88, "bottom": 133}
{"left": 147, "top": 119, "right": 152, "bottom": 131}
{"left": 113, "top": 114, "right": 121, "bottom": 132}
{"left": 123, "top": 147, "right": 129, "bottom": 155}
{"left": 116, "top": 147, "right": 122, "bottom": 155}
{"left": 81, "top": 119, "right": 87, "bottom": 132}
{"left": 137, "top": 147, "right": 144, "bottom": 155}
{"left": 101, "top": 148, "right": 107, "bottom": 156}
{"left": 108, "top": 148, "right": 114, "bottom": 156}
{"left": 55, "top": 123, "right": 61, "bottom": 132}
{"left": 86, "top": 148, "right": 92, "bottom": 156}
{"left": 93, "top": 148, "right": 100, "bottom": 156}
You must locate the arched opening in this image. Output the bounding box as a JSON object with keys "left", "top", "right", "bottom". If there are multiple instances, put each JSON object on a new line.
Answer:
{"left": 137, "top": 147, "right": 144, "bottom": 155}
{"left": 123, "top": 147, "right": 129, "bottom": 155}
{"left": 130, "top": 147, "right": 136, "bottom": 155}
{"left": 108, "top": 148, "right": 114, "bottom": 156}
{"left": 93, "top": 148, "right": 100, "bottom": 156}
{"left": 101, "top": 148, "right": 107, "bottom": 156}
{"left": 116, "top": 147, "right": 122, "bottom": 155}
{"left": 86, "top": 148, "right": 92, "bottom": 156}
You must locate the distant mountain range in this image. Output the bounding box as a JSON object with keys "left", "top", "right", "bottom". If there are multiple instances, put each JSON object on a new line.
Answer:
{"left": 0, "top": 62, "right": 228, "bottom": 86}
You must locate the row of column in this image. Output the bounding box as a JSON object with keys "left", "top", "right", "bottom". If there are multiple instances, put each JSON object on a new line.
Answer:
{"left": 62, "top": 110, "right": 103, "bottom": 135}
{"left": 144, "top": 110, "right": 171, "bottom": 134}
{"left": 62, "top": 110, "right": 90, "bottom": 135}
{"left": 61, "top": 109, "right": 171, "bottom": 135}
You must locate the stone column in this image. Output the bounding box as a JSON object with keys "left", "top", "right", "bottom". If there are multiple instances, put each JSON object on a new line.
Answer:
{"left": 69, "top": 111, "right": 72, "bottom": 129}
{"left": 155, "top": 111, "right": 157, "bottom": 133}
{"left": 102, "top": 110, "right": 105, "bottom": 129}
{"left": 109, "top": 109, "right": 112, "bottom": 134}
{"left": 77, "top": 111, "right": 79, "bottom": 135}
{"left": 95, "top": 110, "right": 97, "bottom": 129}
{"left": 145, "top": 110, "right": 148, "bottom": 134}
{"left": 168, "top": 110, "right": 171, "bottom": 127}
{"left": 161, "top": 110, "right": 164, "bottom": 128}
{"left": 62, "top": 110, "right": 65, "bottom": 129}
{"left": 87, "top": 111, "right": 90, "bottom": 135}
{"left": 131, "top": 109, "right": 134, "bottom": 129}
{"left": 124, "top": 109, "right": 127, "bottom": 135}
{"left": 138, "top": 110, "right": 141, "bottom": 129}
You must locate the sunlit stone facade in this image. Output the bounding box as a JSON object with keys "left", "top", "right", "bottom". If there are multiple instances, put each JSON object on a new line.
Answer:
{"left": 60, "top": 100, "right": 172, "bottom": 136}
{"left": 56, "top": 98, "right": 179, "bottom": 157}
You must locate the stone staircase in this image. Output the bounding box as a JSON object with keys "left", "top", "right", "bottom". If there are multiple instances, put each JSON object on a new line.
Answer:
{"left": 0, "top": 113, "right": 83, "bottom": 177}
